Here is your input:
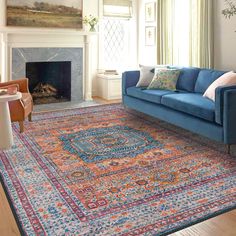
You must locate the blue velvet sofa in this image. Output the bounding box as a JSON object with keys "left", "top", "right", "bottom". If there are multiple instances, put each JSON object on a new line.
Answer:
{"left": 122, "top": 67, "right": 236, "bottom": 153}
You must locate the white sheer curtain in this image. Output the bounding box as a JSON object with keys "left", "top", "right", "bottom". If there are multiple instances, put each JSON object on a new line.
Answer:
{"left": 189, "top": 0, "right": 214, "bottom": 67}
{"left": 157, "top": 0, "right": 213, "bottom": 68}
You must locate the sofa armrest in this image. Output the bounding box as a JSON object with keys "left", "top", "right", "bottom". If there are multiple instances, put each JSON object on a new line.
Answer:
{"left": 223, "top": 89, "right": 236, "bottom": 144}
{"left": 0, "top": 78, "right": 30, "bottom": 93}
{"left": 215, "top": 85, "right": 236, "bottom": 125}
{"left": 122, "top": 71, "right": 140, "bottom": 95}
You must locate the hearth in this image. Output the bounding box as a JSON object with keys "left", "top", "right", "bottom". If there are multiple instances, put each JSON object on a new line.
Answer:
{"left": 26, "top": 61, "right": 71, "bottom": 105}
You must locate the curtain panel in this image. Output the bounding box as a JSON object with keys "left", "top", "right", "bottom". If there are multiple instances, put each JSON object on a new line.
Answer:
{"left": 157, "top": 0, "right": 213, "bottom": 68}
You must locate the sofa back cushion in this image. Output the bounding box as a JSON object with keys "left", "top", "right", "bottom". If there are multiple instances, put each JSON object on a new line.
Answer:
{"left": 194, "top": 69, "right": 226, "bottom": 94}
{"left": 203, "top": 71, "right": 236, "bottom": 101}
{"left": 176, "top": 67, "right": 201, "bottom": 92}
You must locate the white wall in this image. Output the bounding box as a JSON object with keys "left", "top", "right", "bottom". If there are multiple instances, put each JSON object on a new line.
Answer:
{"left": 0, "top": 0, "right": 6, "bottom": 27}
{"left": 214, "top": 0, "right": 236, "bottom": 70}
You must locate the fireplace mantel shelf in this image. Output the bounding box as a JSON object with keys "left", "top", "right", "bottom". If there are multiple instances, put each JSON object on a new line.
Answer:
{"left": 0, "top": 26, "right": 98, "bottom": 36}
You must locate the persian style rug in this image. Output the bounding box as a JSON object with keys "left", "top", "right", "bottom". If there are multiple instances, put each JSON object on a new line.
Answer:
{"left": 0, "top": 104, "right": 236, "bottom": 236}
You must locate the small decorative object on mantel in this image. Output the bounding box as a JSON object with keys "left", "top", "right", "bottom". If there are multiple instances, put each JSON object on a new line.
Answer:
{"left": 83, "top": 15, "right": 99, "bottom": 32}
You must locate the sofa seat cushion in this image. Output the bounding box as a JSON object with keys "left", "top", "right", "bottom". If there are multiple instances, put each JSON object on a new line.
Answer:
{"left": 161, "top": 93, "right": 215, "bottom": 122}
{"left": 127, "top": 86, "right": 175, "bottom": 104}
{"left": 21, "top": 93, "right": 32, "bottom": 106}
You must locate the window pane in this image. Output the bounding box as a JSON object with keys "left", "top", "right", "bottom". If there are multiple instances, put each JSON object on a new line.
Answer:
{"left": 101, "top": 18, "right": 129, "bottom": 70}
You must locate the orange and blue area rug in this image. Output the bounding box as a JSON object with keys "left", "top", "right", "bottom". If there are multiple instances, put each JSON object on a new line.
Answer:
{"left": 0, "top": 104, "right": 236, "bottom": 235}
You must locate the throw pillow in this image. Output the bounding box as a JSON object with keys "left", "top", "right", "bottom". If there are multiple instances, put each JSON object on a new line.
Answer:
{"left": 147, "top": 68, "right": 181, "bottom": 90}
{"left": 203, "top": 71, "right": 236, "bottom": 101}
{"left": 136, "top": 64, "right": 167, "bottom": 87}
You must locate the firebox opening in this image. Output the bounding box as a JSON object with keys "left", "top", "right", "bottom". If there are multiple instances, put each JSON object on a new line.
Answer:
{"left": 26, "top": 61, "right": 71, "bottom": 105}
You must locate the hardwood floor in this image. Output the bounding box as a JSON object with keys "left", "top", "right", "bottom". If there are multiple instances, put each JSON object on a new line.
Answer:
{"left": 0, "top": 184, "right": 20, "bottom": 236}
{"left": 170, "top": 210, "right": 236, "bottom": 236}
{"left": 0, "top": 98, "right": 235, "bottom": 236}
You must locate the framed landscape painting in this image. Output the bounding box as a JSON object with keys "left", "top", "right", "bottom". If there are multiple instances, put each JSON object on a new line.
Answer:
{"left": 6, "top": 0, "right": 83, "bottom": 29}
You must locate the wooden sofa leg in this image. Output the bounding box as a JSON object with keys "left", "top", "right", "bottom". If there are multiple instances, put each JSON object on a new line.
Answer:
{"left": 19, "top": 121, "right": 24, "bottom": 133}
{"left": 227, "top": 144, "right": 231, "bottom": 155}
{"left": 28, "top": 113, "right": 32, "bottom": 122}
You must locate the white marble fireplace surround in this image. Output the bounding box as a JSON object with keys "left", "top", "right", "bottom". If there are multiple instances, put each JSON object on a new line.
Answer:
{"left": 0, "top": 27, "right": 97, "bottom": 101}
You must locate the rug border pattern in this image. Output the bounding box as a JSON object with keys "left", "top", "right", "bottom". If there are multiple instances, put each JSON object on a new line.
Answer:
{"left": 0, "top": 104, "right": 235, "bottom": 236}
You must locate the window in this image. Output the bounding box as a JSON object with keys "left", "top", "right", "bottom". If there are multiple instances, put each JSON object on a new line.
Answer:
{"left": 100, "top": 18, "right": 130, "bottom": 70}
{"left": 99, "top": 0, "right": 135, "bottom": 72}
